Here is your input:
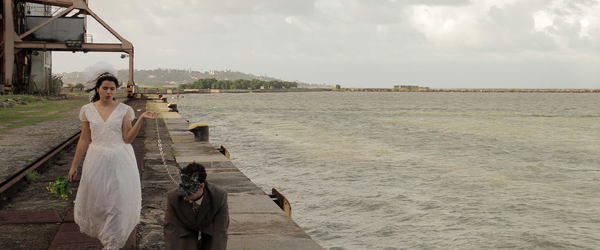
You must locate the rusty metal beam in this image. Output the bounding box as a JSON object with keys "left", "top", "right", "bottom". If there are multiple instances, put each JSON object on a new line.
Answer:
{"left": 128, "top": 50, "right": 134, "bottom": 86}
{"left": 82, "top": 5, "right": 128, "bottom": 44}
{"left": 4, "top": 0, "right": 15, "bottom": 93}
{"left": 15, "top": 41, "right": 133, "bottom": 52}
{"left": 24, "top": 0, "right": 87, "bottom": 8}
{"left": 25, "top": 1, "right": 129, "bottom": 45}
{"left": 3, "top": 0, "right": 136, "bottom": 94}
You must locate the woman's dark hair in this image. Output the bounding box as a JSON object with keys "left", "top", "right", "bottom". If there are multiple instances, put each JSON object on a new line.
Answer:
{"left": 91, "top": 73, "right": 120, "bottom": 102}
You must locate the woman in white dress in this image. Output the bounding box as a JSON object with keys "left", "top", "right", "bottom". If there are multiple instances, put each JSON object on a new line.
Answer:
{"left": 67, "top": 72, "right": 155, "bottom": 249}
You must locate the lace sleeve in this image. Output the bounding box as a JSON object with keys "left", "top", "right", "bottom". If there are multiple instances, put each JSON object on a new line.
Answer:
{"left": 79, "top": 105, "right": 88, "bottom": 122}
{"left": 124, "top": 105, "right": 136, "bottom": 122}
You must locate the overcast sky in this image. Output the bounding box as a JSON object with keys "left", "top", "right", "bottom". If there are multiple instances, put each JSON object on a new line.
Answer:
{"left": 52, "top": 0, "right": 600, "bottom": 89}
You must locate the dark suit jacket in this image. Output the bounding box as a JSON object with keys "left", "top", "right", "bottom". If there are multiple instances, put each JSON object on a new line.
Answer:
{"left": 164, "top": 182, "right": 229, "bottom": 250}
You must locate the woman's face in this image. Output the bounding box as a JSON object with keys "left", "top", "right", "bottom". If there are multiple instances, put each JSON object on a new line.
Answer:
{"left": 98, "top": 80, "right": 117, "bottom": 101}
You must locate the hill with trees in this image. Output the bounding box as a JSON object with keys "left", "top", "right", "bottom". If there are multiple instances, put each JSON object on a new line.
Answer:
{"left": 178, "top": 78, "right": 297, "bottom": 90}
{"left": 56, "top": 68, "right": 333, "bottom": 88}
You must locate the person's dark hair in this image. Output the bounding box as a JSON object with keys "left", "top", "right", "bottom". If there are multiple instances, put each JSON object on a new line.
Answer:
{"left": 181, "top": 162, "right": 207, "bottom": 184}
{"left": 178, "top": 162, "right": 207, "bottom": 197}
{"left": 91, "top": 73, "right": 120, "bottom": 102}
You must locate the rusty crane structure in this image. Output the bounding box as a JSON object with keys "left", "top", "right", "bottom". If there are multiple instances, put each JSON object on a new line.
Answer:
{"left": 1, "top": 0, "right": 136, "bottom": 96}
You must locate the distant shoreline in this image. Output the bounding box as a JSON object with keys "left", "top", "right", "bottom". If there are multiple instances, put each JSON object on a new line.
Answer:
{"left": 135, "top": 87, "right": 599, "bottom": 95}
{"left": 333, "top": 88, "right": 599, "bottom": 93}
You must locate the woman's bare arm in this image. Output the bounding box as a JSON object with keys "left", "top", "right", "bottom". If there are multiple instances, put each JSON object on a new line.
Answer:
{"left": 122, "top": 111, "right": 155, "bottom": 144}
{"left": 68, "top": 121, "right": 91, "bottom": 182}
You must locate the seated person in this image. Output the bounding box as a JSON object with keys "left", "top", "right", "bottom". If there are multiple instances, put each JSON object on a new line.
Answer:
{"left": 164, "top": 162, "right": 229, "bottom": 250}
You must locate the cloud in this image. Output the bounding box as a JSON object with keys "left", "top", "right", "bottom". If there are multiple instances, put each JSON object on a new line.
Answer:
{"left": 404, "top": 0, "right": 472, "bottom": 6}
{"left": 144, "top": 0, "right": 317, "bottom": 16}
{"left": 52, "top": 0, "right": 600, "bottom": 88}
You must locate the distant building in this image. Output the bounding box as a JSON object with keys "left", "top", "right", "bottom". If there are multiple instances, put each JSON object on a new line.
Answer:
{"left": 401, "top": 85, "right": 419, "bottom": 91}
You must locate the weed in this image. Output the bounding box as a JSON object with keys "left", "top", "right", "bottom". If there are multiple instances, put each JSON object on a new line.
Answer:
{"left": 26, "top": 170, "right": 43, "bottom": 183}
{"left": 5, "top": 205, "right": 15, "bottom": 209}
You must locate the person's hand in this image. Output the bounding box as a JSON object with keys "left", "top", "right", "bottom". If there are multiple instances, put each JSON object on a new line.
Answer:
{"left": 140, "top": 111, "right": 156, "bottom": 120}
{"left": 68, "top": 167, "right": 78, "bottom": 182}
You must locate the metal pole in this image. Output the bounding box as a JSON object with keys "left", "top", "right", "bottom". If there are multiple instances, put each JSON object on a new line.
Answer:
{"left": 4, "top": 0, "right": 15, "bottom": 94}
{"left": 129, "top": 50, "right": 134, "bottom": 84}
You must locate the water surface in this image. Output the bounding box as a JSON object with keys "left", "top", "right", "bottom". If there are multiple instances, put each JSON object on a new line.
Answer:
{"left": 174, "top": 92, "right": 600, "bottom": 249}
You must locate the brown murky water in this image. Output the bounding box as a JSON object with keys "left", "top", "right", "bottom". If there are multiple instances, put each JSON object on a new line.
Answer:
{"left": 176, "top": 92, "right": 600, "bottom": 250}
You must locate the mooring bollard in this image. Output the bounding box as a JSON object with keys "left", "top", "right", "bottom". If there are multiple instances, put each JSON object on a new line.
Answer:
{"left": 158, "top": 94, "right": 163, "bottom": 99}
{"left": 167, "top": 103, "right": 178, "bottom": 112}
{"left": 160, "top": 97, "right": 167, "bottom": 103}
{"left": 189, "top": 123, "right": 209, "bottom": 142}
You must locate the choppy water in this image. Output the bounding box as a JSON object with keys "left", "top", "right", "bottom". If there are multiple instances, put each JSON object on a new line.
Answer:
{"left": 173, "top": 92, "right": 600, "bottom": 250}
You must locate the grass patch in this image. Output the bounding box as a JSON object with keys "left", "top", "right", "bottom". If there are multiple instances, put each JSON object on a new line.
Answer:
{"left": 3, "top": 95, "right": 41, "bottom": 103}
{"left": 26, "top": 170, "right": 43, "bottom": 183}
{"left": 0, "top": 95, "right": 89, "bottom": 134}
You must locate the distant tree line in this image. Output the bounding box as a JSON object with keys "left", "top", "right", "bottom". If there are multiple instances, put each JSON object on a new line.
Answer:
{"left": 178, "top": 78, "right": 298, "bottom": 90}
{"left": 64, "top": 83, "right": 85, "bottom": 88}
{"left": 56, "top": 68, "right": 334, "bottom": 88}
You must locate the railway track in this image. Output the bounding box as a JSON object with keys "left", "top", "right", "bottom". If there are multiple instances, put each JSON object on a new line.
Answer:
{"left": 0, "top": 98, "right": 132, "bottom": 209}
{"left": 0, "top": 131, "right": 81, "bottom": 209}
{"left": 0, "top": 98, "right": 146, "bottom": 249}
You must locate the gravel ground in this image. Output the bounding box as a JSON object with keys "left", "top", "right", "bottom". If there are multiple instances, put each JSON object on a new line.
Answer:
{"left": 0, "top": 96, "right": 125, "bottom": 184}
{"left": 0, "top": 97, "right": 177, "bottom": 249}
{"left": 0, "top": 112, "right": 81, "bottom": 184}
{"left": 0, "top": 96, "right": 114, "bottom": 249}
{"left": 0, "top": 150, "right": 75, "bottom": 249}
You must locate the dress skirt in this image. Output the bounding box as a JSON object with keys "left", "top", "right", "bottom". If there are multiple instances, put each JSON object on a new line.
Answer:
{"left": 74, "top": 142, "right": 141, "bottom": 249}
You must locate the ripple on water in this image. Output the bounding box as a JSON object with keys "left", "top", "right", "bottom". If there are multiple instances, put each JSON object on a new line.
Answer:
{"left": 174, "top": 92, "right": 600, "bottom": 250}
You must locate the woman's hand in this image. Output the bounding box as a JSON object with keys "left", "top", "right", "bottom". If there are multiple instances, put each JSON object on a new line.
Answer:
{"left": 68, "top": 167, "right": 78, "bottom": 182}
{"left": 140, "top": 111, "right": 156, "bottom": 120}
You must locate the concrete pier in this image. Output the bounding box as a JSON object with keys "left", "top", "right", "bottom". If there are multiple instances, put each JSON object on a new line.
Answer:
{"left": 143, "top": 100, "right": 323, "bottom": 250}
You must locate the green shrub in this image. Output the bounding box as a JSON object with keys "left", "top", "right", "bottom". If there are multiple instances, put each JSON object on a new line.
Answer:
{"left": 26, "top": 170, "right": 43, "bottom": 183}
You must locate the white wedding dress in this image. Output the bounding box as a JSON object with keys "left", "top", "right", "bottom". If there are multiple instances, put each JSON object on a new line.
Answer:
{"left": 74, "top": 102, "right": 141, "bottom": 249}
